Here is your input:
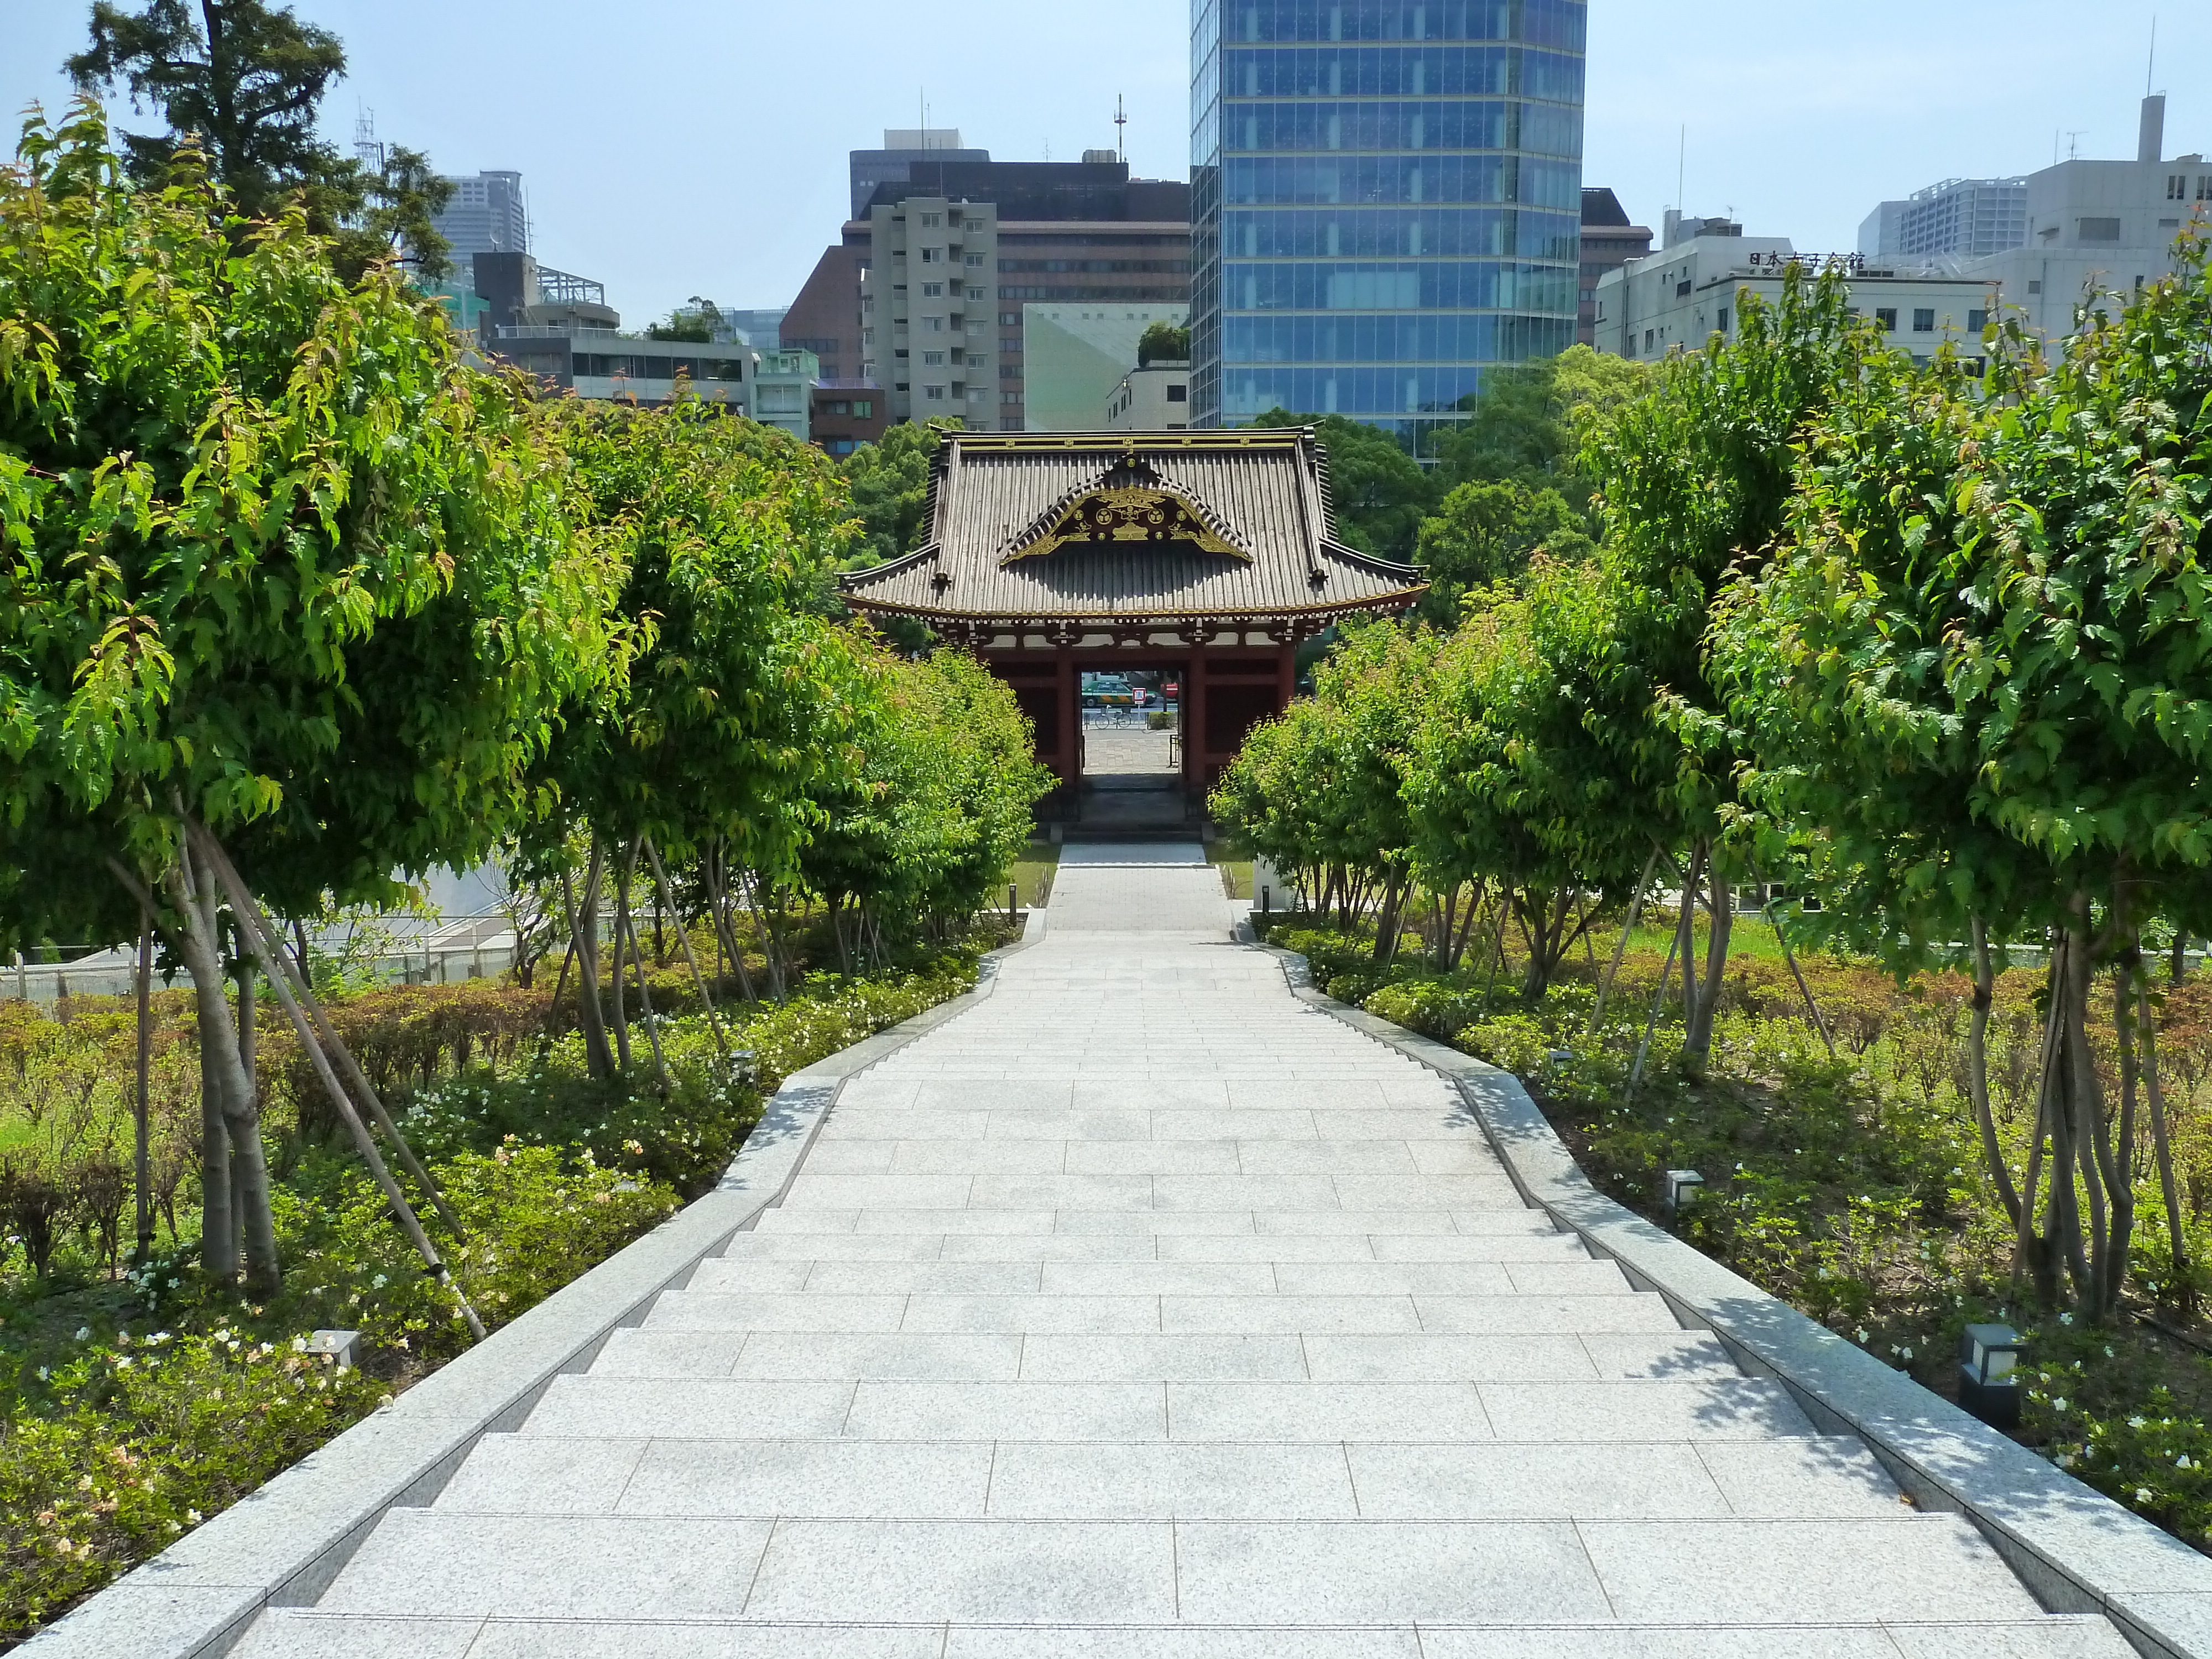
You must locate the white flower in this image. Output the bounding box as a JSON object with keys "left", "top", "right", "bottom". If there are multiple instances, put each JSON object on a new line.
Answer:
{"left": 2053, "top": 1397, "right": 2070, "bottom": 1413}
{"left": 2130, "top": 1416, "right": 2148, "bottom": 1430}
{"left": 2137, "top": 1488, "right": 2154, "bottom": 1504}
{"left": 73, "top": 1327, "right": 88, "bottom": 1341}
{"left": 370, "top": 1274, "right": 388, "bottom": 1290}
{"left": 185, "top": 1509, "right": 202, "bottom": 1525}
{"left": 1899, "top": 1347, "right": 1914, "bottom": 1361}
{"left": 2058, "top": 1312, "right": 2074, "bottom": 1326}
{"left": 2178, "top": 1455, "right": 2194, "bottom": 1470}
{"left": 1855, "top": 1328, "right": 1869, "bottom": 1343}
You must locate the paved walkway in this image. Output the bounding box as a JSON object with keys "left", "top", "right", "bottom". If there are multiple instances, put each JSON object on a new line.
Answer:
{"left": 244, "top": 859, "right": 2130, "bottom": 1657}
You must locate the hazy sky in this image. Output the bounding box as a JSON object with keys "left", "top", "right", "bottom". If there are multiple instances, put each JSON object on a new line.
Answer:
{"left": 3, "top": 1, "right": 2205, "bottom": 326}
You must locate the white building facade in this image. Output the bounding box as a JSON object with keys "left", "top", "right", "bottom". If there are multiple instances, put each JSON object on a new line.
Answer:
{"left": 1103, "top": 361, "right": 1193, "bottom": 430}
{"left": 1592, "top": 233, "right": 1997, "bottom": 367}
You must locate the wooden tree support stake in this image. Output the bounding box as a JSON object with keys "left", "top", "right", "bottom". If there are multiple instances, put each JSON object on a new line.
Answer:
{"left": 186, "top": 821, "right": 486, "bottom": 1343}
{"left": 190, "top": 827, "right": 465, "bottom": 1238}
{"left": 645, "top": 836, "right": 730, "bottom": 1055}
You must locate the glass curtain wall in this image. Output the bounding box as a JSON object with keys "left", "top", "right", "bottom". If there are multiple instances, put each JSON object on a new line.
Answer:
{"left": 1191, "top": 0, "right": 1586, "bottom": 452}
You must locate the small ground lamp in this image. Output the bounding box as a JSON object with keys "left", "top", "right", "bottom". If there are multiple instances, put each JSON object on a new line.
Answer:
{"left": 1660, "top": 1168, "right": 1704, "bottom": 1218}
{"left": 305, "top": 1329, "right": 362, "bottom": 1371}
{"left": 1959, "top": 1323, "right": 2025, "bottom": 1429}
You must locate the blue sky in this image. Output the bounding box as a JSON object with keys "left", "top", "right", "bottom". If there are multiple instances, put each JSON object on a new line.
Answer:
{"left": 2, "top": 1, "right": 2205, "bottom": 327}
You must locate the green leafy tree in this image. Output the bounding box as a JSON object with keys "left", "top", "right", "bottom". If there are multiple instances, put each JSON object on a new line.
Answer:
{"left": 644, "top": 297, "right": 724, "bottom": 343}
{"left": 0, "top": 105, "right": 615, "bottom": 1290}
{"left": 1713, "top": 242, "right": 2212, "bottom": 1322}
{"left": 1431, "top": 344, "right": 1648, "bottom": 499}
{"left": 1136, "top": 320, "right": 1190, "bottom": 365}
{"left": 840, "top": 418, "right": 962, "bottom": 566}
{"left": 1406, "top": 558, "right": 1665, "bottom": 994}
{"left": 1582, "top": 264, "right": 1870, "bottom": 1071}
{"left": 1411, "top": 478, "right": 1593, "bottom": 622}
{"left": 67, "top": 1, "right": 452, "bottom": 279}
{"left": 1250, "top": 409, "right": 1438, "bottom": 561}
{"left": 536, "top": 399, "right": 862, "bottom": 1075}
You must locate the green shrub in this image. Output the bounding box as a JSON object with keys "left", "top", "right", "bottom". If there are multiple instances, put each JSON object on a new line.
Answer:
{"left": 1, "top": 1327, "right": 382, "bottom": 1635}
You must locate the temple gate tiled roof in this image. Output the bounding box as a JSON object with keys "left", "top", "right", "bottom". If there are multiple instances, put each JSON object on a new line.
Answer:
{"left": 839, "top": 429, "right": 1425, "bottom": 630}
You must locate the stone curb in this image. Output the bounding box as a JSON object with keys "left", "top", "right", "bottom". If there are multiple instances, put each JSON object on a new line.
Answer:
{"left": 1255, "top": 938, "right": 2212, "bottom": 1659}
{"left": 24, "top": 910, "right": 1047, "bottom": 1659}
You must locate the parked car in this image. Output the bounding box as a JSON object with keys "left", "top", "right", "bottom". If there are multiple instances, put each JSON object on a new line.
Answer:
{"left": 1082, "top": 674, "right": 1135, "bottom": 708}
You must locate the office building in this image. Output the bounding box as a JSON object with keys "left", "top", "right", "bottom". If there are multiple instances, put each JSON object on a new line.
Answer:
{"left": 849, "top": 128, "right": 990, "bottom": 222}
{"left": 1957, "top": 97, "right": 2205, "bottom": 340}
{"left": 783, "top": 139, "right": 1192, "bottom": 434}
{"left": 474, "top": 253, "right": 753, "bottom": 411}
{"left": 1859, "top": 177, "right": 2028, "bottom": 259}
{"left": 811, "top": 387, "right": 888, "bottom": 456}
{"left": 1103, "top": 358, "right": 1193, "bottom": 429}
{"left": 1188, "top": 0, "right": 1587, "bottom": 450}
{"left": 1578, "top": 187, "right": 1651, "bottom": 346}
{"left": 432, "top": 170, "right": 529, "bottom": 261}
{"left": 1024, "top": 303, "right": 1190, "bottom": 430}
{"left": 1592, "top": 226, "right": 1994, "bottom": 367}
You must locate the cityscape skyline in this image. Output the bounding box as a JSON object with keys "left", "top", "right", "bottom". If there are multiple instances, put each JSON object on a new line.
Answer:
{"left": 1, "top": 1, "right": 2204, "bottom": 337}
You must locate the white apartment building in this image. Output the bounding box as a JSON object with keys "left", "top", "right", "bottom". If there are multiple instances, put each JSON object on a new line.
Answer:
{"left": 1592, "top": 227, "right": 1996, "bottom": 367}
{"left": 868, "top": 194, "right": 997, "bottom": 426}
{"left": 1103, "top": 361, "right": 1192, "bottom": 430}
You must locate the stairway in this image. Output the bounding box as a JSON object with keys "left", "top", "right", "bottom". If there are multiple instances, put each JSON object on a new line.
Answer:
{"left": 233, "top": 863, "right": 2132, "bottom": 1657}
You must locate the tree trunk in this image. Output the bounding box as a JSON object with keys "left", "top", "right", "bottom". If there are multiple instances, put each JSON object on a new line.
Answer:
{"left": 164, "top": 846, "right": 279, "bottom": 1293}
{"left": 1966, "top": 916, "right": 2023, "bottom": 1228}
{"left": 1683, "top": 863, "right": 1731, "bottom": 1073}
{"left": 646, "top": 837, "right": 730, "bottom": 1053}
{"left": 562, "top": 844, "right": 616, "bottom": 1079}
{"left": 1592, "top": 853, "right": 1659, "bottom": 1033}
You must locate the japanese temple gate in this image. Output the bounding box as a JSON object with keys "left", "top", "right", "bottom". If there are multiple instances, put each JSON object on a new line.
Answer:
{"left": 841, "top": 429, "right": 1426, "bottom": 802}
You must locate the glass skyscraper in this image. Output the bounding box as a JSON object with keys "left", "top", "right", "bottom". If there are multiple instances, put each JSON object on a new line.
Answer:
{"left": 1190, "top": 1, "right": 1586, "bottom": 450}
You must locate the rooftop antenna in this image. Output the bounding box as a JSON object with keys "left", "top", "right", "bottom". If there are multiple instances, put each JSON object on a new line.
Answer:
{"left": 2147, "top": 15, "right": 2157, "bottom": 95}
{"left": 2066, "top": 128, "right": 2088, "bottom": 159}
{"left": 1115, "top": 93, "right": 1127, "bottom": 163}
{"left": 1676, "top": 124, "right": 1686, "bottom": 213}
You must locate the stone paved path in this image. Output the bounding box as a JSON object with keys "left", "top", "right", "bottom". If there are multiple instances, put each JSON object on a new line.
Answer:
{"left": 243, "top": 857, "right": 2132, "bottom": 1657}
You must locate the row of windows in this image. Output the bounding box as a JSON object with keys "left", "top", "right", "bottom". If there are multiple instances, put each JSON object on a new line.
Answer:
{"left": 1214, "top": 342, "right": 1573, "bottom": 419}
{"left": 1220, "top": 98, "right": 1580, "bottom": 159}
{"left": 998, "top": 259, "right": 1192, "bottom": 274}
{"left": 997, "top": 233, "right": 1190, "bottom": 249}
{"left": 2166, "top": 174, "right": 2212, "bottom": 201}
{"left": 817, "top": 399, "right": 875, "bottom": 418}
{"left": 1212, "top": 255, "right": 1574, "bottom": 315}
{"left": 1222, "top": 45, "right": 1583, "bottom": 103}
{"left": 1219, "top": 206, "right": 1579, "bottom": 259}
{"left": 1223, "top": 155, "right": 1579, "bottom": 211}
{"left": 1214, "top": 1, "right": 1585, "bottom": 50}
{"left": 1221, "top": 306, "right": 1574, "bottom": 362}
{"left": 999, "top": 286, "right": 1190, "bottom": 302}
{"left": 572, "top": 353, "right": 743, "bottom": 382}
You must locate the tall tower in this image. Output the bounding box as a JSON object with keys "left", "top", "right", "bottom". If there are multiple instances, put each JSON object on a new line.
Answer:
{"left": 1189, "top": 0, "right": 1587, "bottom": 451}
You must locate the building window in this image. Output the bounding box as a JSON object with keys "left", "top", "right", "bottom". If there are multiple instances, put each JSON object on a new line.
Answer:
{"left": 924, "top": 385, "right": 946, "bottom": 400}
{"left": 1966, "top": 309, "right": 1988, "bottom": 332}
{"left": 1000, "top": 363, "right": 1021, "bottom": 378}
{"left": 922, "top": 351, "right": 946, "bottom": 366}
{"left": 919, "top": 212, "right": 942, "bottom": 227}
{"left": 2027, "top": 280, "right": 2042, "bottom": 295}
{"left": 967, "top": 286, "right": 988, "bottom": 301}
{"left": 965, "top": 253, "right": 985, "bottom": 267}
{"left": 921, "top": 282, "right": 944, "bottom": 297}
{"left": 1912, "top": 308, "right": 1935, "bottom": 333}
{"left": 1674, "top": 278, "right": 1691, "bottom": 298}
{"left": 1874, "top": 307, "right": 1898, "bottom": 331}
{"left": 2171, "top": 175, "right": 2189, "bottom": 201}
{"left": 921, "top": 248, "right": 943, "bottom": 263}
{"left": 1643, "top": 329, "right": 1653, "bottom": 352}
{"left": 2077, "top": 217, "right": 2121, "bottom": 243}
{"left": 2199, "top": 176, "right": 2212, "bottom": 201}
{"left": 1001, "top": 392, "right": 1021, "bottom": 404}
{"left": 1000, "top": 312, "right": 1020, "bottom": 325}
{"left": 923, "top": 317, "right": 943, "bottom": 333}
{"left": 1166, "top": 384, "right": 1187, "bottom": 401}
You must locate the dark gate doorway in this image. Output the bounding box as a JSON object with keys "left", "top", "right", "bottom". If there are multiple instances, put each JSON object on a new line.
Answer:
{"left": 1077, "top": 664, "right": 1188, "bottom": 834}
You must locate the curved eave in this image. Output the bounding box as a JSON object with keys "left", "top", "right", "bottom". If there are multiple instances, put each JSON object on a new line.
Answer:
{"left": 842, "top": 582, "right": 1428, "bottom": 625}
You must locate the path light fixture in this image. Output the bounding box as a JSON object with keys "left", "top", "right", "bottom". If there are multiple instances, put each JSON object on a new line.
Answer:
{"left": 305, "top": 1329, "right": 362, "bottom": 1371}
{"left": 1959, "top": 1323, "right": 2025, "bottom": 1430}
{"left": 1660, "top": 1168, "right": 1704, "bottom": 1218}
{"left": 1260, "top": 885, "right": 1271, "bottom": 916}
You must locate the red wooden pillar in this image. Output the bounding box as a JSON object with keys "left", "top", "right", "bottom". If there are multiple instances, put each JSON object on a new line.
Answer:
{"left": 1055, "top": 645, "right": 1079, "bottom": 794}
{"left": 1188, "top": 643, "right": 1211, "bottom": 795}
{"left": 1276, "top": 640, "right": 1297, "bottom": 718}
